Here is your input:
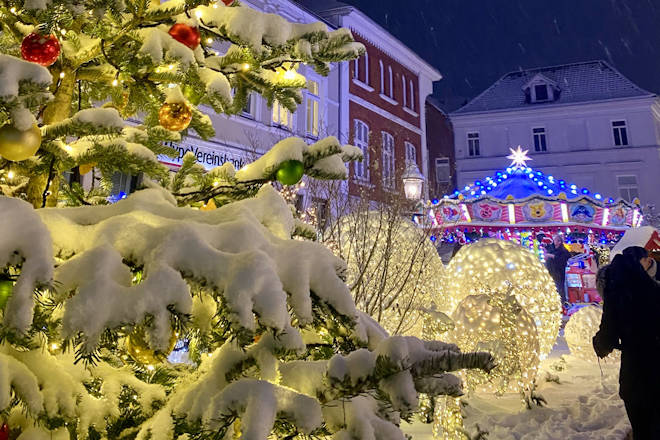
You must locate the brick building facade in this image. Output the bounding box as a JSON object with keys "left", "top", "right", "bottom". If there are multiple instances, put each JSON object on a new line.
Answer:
{"left": 300, "top": 0, "right": 441, "bottom": 201}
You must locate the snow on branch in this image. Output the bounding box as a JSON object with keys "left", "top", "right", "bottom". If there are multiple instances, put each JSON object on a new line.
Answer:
{"left": 0, "top": 55, "right": 53, "bottom": 130}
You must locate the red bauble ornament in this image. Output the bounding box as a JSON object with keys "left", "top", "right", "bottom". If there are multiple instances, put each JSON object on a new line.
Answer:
{"left": 0, "top": 422, "right": 9, "bottom": 440}
{"left": 222, "top": 0, "right": 235, "bottom": 5}
{"left": 21, "top": 33, "right": 60, "bottom": 66}
{"left": 168, "top": 23, "right": 201, "bottom": 49}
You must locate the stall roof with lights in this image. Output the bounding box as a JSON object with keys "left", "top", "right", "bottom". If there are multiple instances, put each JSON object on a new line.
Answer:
{"left": 430, "top": 147, "right": 642, "bottom": 246}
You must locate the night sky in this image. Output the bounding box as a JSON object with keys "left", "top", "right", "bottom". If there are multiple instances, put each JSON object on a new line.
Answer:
{"left": 343, "top": 0, "right": 660, "bottom": 111}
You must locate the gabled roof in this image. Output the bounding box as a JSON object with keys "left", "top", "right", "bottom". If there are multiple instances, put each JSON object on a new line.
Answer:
{"left": 295, "top": 0, "right": 441, "bottom": 81}
{"left": 453, "top": 60, "right": 655, "bottom": 115}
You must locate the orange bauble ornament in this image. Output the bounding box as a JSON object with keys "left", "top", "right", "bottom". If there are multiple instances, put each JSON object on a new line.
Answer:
{"left": 158, "top": 102, "right": 192, "bottom": 131}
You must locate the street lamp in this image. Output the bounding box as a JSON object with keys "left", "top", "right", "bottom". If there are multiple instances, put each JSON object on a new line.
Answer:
{"left": 402, "top": 162, "right": 424, "bottom": 201}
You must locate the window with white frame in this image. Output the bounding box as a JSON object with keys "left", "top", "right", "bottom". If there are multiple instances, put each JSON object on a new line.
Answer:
{"left": 382, "top": 132, "right": 395, "bottom": 188}
{"left": 272, "top": 101, "right": 292, "bottom": 130}
{"left": 467, "top": 132, "right": 480, "bottom": 156}
{"left": 388, "top": 66, "right": 394, "bottom": 98}
{"left": 404, "top": 141, "right": 416, "bottom": 164}
{"left": 305, "top": 80, "right": 320, "bottom": 138}
{"left": 353, "top": 53, "right": 369, "bottom": 84}
{"left": 435, "top": 157, "right": 451, "bottom": 184}
{"left": 612, "top": 120, "right": 629, "bottom": 146}
{"left": 533, "top": 127, "right": 547, "bottom": 152}
{"left": 617, "top": 175, "right": 639, "bottom": 201}
{"left": 402, "top": 75, "right": 407, "bottom": 107}
{"left": 242, "top": 93, "right": 254, "bottom": 117}
{"left": 379, "top": 60, "right": 385, "bottom": 94}
{"left": 353, "top": 120, "right": 370, "bottom": 180}
{"left": 409, "top": 80, "right": 415, "bottom": 110}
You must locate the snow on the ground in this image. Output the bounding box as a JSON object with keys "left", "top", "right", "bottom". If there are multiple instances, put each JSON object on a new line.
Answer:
{"left": 403, "top": 333, "right": 630, "bottom": 440}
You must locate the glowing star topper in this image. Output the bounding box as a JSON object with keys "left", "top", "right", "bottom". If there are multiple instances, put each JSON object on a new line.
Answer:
{"left": 507, "top": 146, "right": 532, "bottom": 168}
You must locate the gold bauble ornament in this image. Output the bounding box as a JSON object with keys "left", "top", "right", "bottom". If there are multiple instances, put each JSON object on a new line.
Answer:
{"left": 200, "top": 199, "right": 216, "bottom": 211}
{"left": 0, "top": 124, "right": 41, "bottom": 162}
{"left": 79, "top": 162, "right": 96, "bottom": 175}
{"left": 126, "top": 327, "right": 177, "bottom": 366}
{"left": 158, "top": 102, "right": 192, "bottom": 131}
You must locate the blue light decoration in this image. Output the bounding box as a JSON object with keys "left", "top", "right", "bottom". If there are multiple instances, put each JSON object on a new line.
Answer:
{"left": 107, "top": 191, "right": 127, "bottom": 204}
{"left": 430, "top": 235, "right": 437, "bottom": 242}
{"left": 432, "top": 198, "right": 439, "bottom": 204}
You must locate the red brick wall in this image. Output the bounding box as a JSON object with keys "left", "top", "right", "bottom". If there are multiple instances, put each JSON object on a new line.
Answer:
{"left": 348, "top": 100, "right": 423, "bottom": 200}
{"left": 349, "top": 32, "right": 421, "bottom": 129}
{"left": 425, "top": 101, "right": 456, "bottom": 199}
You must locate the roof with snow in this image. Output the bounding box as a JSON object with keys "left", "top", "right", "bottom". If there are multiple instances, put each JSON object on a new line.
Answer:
{"left": 453, "top": 60, "right": 655, "bottom": 115}
{"left": 611, "top": 226, "right": 660, "bottom": 257}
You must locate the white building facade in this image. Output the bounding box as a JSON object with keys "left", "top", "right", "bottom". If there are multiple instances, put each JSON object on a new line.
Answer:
{"left": 451, "top": 61, "right": 660, "bottom": 209}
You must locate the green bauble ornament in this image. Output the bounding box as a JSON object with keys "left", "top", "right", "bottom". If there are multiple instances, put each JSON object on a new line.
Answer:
{"left": 276, "top": 160, "right": 304, "bottom": 185}
{"left": 0, "top": 277, "right": 13, "bottom": 310}
{"left": 0, "top": 124, "right": 41, "bottom": 162}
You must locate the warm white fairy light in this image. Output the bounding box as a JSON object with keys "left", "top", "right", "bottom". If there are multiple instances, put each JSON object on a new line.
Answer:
{"left": 565, "top": 305, "right": 619, "bottom": 363}
{"left": 441, "top": 239, "right": 561, "bottom": 359}
{"left": 450, "top": 290, "right": 541, "bottom": 395}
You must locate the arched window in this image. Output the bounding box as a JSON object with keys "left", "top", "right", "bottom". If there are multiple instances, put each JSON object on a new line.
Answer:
{"left": 379, "top": 60, "right": 385, "bottom": 94}
{"left": 402, "top": 74, "right": 407, "bottom": 107}
{"left": 388, "top": 66, "right": 393, "bottom": 98}
{"left": 404, "top": 141, "right": 416, "bottom": 164}
{"left": 381, "top": 131, "right": 395, "bottom": 188}
{"left": 409, "top": 80, "right": 415, "bottom": 110}
{"left": 353, "top": 120, "right": 370, "bottom": 180}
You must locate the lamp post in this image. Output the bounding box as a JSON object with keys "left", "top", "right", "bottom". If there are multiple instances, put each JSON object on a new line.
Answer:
{"left": 402, "top": 162, "right": 424, "bottom": 202}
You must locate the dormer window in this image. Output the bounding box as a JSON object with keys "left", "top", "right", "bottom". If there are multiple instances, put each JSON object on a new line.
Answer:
{"left": 523, "top": 74, "right": 559, "bottom": 104}
{"left": 534, "top": 84, "right": 549, "bottom": 101}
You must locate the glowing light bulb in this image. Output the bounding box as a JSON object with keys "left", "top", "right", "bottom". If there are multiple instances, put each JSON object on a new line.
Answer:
{"left": 59, "top": 72, "right": 65, "bottom": 79}
{"left": 111, "top": 79, "right": 119, "bottom": 87}
{"left": 283, "top": 69, "right": 297, "bottom": 80}
{"left": 195, "top": 10, "right": 203, "bottom": 18}
{"left": 7, "top": 171, "right": 14, "bottom": 179}
{"left": 241, "top": 63, "right": 250, "bottom": 71}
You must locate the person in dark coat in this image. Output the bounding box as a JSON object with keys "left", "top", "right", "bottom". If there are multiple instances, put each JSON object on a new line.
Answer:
{"left": 545, "top": 234, "right": 571, "bottom": 302}
{"left": 593, "top": 246, "right": 660, "bottom": 439}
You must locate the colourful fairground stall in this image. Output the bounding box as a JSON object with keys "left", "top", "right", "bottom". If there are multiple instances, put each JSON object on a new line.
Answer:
{"left": 429, "top": 148, "right": 643, "bottom": 303}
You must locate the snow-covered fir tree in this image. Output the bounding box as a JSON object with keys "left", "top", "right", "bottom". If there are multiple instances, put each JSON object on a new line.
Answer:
{"left": 0, "top": 1, "right": 494, "bottom": 438}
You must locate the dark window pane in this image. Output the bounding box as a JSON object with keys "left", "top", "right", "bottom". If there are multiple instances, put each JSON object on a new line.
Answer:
{"left": 535, "top": 85, "right": 548, "bottom": 101}
{"left": 620, "top": 128, "right": 628, "bottom": 145}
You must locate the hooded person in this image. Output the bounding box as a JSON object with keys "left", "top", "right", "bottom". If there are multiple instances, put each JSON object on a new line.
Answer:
{"left": 594, "top": 246, "right": 660, "bottom": 439}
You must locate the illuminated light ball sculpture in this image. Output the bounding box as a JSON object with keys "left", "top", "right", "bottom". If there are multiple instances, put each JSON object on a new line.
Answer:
{"left": 336, "top": 212, "right": 444, "bottom": 336}
{"left": 565, "top": 305, "right": 619, "bottom": 362}
{"left": 450, "top": 292, "right": 541, "bottom": 395}
{"left": 442, "top": 239, "right": 562, "bottom": 359}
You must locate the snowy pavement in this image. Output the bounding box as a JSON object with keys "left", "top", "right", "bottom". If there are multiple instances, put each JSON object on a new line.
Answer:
{"left": 403, "top": 335, "right": 630, "bottom": 439}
